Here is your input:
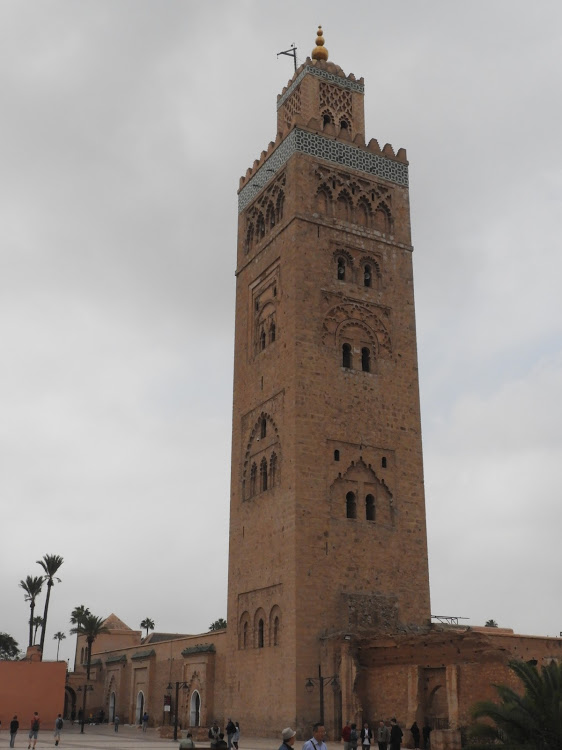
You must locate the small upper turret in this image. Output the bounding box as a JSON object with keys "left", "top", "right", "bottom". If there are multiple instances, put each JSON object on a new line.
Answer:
{"left": 276, "top": 26, "right": 365, "bottom": 140}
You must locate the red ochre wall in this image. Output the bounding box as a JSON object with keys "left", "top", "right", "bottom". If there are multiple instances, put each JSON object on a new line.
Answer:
{"left": 0, "top": 661, "right": 67, "bottom": 730}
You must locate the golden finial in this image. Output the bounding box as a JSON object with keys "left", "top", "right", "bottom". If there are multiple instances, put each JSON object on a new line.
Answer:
{"left": 311, "top": 25, "right": 329, "bottom": 61}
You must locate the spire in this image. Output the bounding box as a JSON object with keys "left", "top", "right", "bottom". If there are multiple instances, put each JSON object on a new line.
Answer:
{"left": 311, "top": 25, "right": 328, "bottom": 61}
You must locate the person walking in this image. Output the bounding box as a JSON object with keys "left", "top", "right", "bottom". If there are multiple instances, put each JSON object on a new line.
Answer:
{"left": 226, "top": 718, "right": 236, "bottom": 749}
{"left": 10, "top": 716, "right": 19, "bottom": 748}
{"left": 361, "top": 722, "right": 373, "bottom": 748}
{"left": 342, "top": 721, "right": 352, "bottom": 750}
{"left": 27, "top": 712, "right": 40, "bottom": 750}
{"left": 54, "top": 714, "right": 63, "bottom": 746}
{"left": 302, "top": 723, "right": 327, "bottom": 750}
{"left": 389, "top": 719, "right": 403, "bottom": 750}
{"left": 377, "top": 721, "right": 390, "bottom": 750}
{"left": 233, "top": 721, "right": 240, "bottom": 749}
{"left": 278, "top": 727, "right": 296, "bottom": 750}
{"left": 422, "top": 724, "right": 431, "bottom": 750}
{"left": 142, "top": 712, "right": 149, "bottom": 732}
{"left": 114, "top": 716, "right": 120, "bottom": 732}
{"left": 410, "top": 722, "right": 420, "bottom": 749}
{"left": 350, "top": 724, "right": 359, "bottom": 750}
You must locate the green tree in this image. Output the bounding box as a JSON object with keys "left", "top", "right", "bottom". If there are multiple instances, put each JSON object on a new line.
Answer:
{"left": 468, "top": 659, "right": 562, "bottom": 749}
{"left": 140, "top": 618, "right": 155, "bottom": 638}
{"left": 70, "top": 605, "right": 91, "bottom": 627}
{"left": 19, "top": 575, "right": 44, "bottom": 648}
{"left": 53, "top": 631, "right": 66, "bottom": 660}
{"left": 209, "top": 618, "right": 227, "bottom": 631}
{"left": 36, "top": 554, "right": 64, "bottom": 657}
{"left": 70, "top": 613, "right": 108, "bottom": 680}
{"left": 485, "top": 619, "right": 499, "bottom": 628}
{"left": 32, "top": 616, "right": 44, "bottom": 644}
{"left": 0, "top": 633, "right": 20, "bottom": 660}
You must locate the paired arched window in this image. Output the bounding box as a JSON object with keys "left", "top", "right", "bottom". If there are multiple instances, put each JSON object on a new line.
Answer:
{"left": 346, "top": 491, "right": 357, "bottom": 519}
{"left": 260, "top": 458, "right": 268, "bottom": 492}
{"left": 362, "top": 347, "right": 371, "bottom": 372}
{"left": 342, "top": 343, "right": 352, "bottom": 369}
{"left": 240, "top": 607, "right": 281, "bottom": 650}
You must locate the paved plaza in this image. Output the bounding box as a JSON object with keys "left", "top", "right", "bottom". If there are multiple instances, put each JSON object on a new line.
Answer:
{"left": 0, "top": 725, "right": 277, "bottom": 750}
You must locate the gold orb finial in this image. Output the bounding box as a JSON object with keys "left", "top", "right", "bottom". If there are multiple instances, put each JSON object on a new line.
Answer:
{"left": 311, "top": 25, "right": 329, "bottom": 61}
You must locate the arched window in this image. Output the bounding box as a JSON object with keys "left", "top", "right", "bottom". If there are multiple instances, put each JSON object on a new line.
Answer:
{"left": 323, "top": 113, "right": 333, "bottom": 126}
{"left": 364, "top": 264, "right": 372, "bottom": 287}
{"left": 366, "top": 494, "right": 375, "bottom": 521}
{"left": 246, "top": 223, "right": 254, "bottom": 253}
{"left": 337, "top": 257, "right": 346, "bottom": 280}
{"left": 243, "top": 621, "right": 248, "bottom": 648}
{"left": 260, "top": 458, "right": 268, "bottom": 491}
{"left": 260, "top": 329, "right": 266, "bottom": 351}
{"left": 342, "top": 343, "right": 352, "bottom": 369}
{"left": 250, "top": 463, "right": 257, "bottom": 496}
{"left": 269, "top": 321, "right": 276, "bottom": 343}
{"left": 346, "top": 491, "right": 357, "bottom": 519}
{"left": 340, "top": 119, "right": 349, "bottom": 130}
{"left": 334, "top": 449, "right": 340, "bottom": 461}
{"left": 190, "top": 690, "right": 201, "bottom": 727}
{"left": 382, "top": 456, "right": 387, "bottom": 469}
{"left": 258, "top": 619, "right": 264, "bottom": 648}
{"left": 269, "top": 453, "right": 276, "bottom": 485}
{"left": 276, "top": 192, "right": 284, "bottom": 222}
{"left": 273, "top": 616, "right": 280, "bottom": 646}
{"left": 261, "top": 417, "right": 267, "bottom": 439}
{"left": 362, "top": 347, "right": 371, "bottom": 372}
{"left": 257, "top": 213, "right": 265, "bottom": 238}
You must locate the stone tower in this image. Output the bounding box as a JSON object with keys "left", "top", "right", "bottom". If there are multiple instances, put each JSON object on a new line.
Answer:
{"left": 225, "top": 28, "right": 430, "bottom": 737}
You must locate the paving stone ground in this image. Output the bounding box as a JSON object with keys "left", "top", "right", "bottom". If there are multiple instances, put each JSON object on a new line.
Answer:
{"left": 0, "top": 726, "right": 281, "bottom": 750}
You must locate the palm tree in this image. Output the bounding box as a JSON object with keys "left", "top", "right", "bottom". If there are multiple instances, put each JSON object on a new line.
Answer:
{"left": 468, "top": 658, "right": 562, "bottom": 749}
{"left": 70, "top": 613, "right": 108, "bottom": 733}
{"left": 19, "top": 575, "right": 44, "bottom": 647}
{"left": 70, "top": 613, "right": 108, "bottom": 680}
{"left": 209, "top": 618, "right": 227, "bottom": 631}
{"left": 36, "top": 554, "right": 64, "bottom": 657}
{"left": 140, "top": 618, "right": 155, "bottom": 638}
{"left": 485, "top": 619, "right": 499, "bottom": 628}
{"left": 70, "top": 605, "right": 91, "bottom": 627}
{"left": 53, "top": 631, "right": 66, "bottom": 660}
{"left": 32, "top": 616, "right": 44, "bottom": 644}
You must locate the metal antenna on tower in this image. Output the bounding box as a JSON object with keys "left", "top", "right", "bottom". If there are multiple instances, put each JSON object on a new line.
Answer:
{"left": 277, "top": 43, "right": 297, "bottom": 72}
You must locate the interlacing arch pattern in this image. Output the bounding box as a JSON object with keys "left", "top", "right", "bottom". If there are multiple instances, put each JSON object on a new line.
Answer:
{"left": 242, "top": 412, "right": 281, "bottom": 500}
{"left": 314, "top": 167, "right": 393, "bottom": 232}
{"left": 244, "top": 172, "right": 286, "bottom": 253}
{"left": 319, "top": 82, "right": 353, "bottom": 132}
{"left": 238, "top": 605, "right": 282, "bottom": 650}
{"left": 282, "top": 88, "right": 301, "bottom": 130}
{"left": 322, "top": 301, "right": 392, "bottom": 353}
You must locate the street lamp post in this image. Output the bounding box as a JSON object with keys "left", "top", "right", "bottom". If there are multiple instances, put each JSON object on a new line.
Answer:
{"left": 166, "top": 681, "right": 190, "bottom": 741}
{"left": 305, "top": 665, "right": 339, "bottom": 727}
{"left": 77, "top": 684, "right": 93, "bottom": 734}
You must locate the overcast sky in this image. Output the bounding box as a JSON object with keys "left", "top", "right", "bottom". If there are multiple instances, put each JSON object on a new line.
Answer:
{"left": 1, "top": 1, "right": 561, "bottom": 667}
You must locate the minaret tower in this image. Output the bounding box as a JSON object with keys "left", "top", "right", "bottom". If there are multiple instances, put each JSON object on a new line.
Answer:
{"left": 225, "top": 28, "right": 430, "bottom": 736}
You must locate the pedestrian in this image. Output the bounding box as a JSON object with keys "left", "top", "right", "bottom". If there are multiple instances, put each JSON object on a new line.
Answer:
{"left": 27, "top": 712, "right": 40, "bottom": 750}
{"left": 410, "top": 722, "right": 420, "bottom": 749}
{"left": 180, "top": 732, "right": 195, "bottom": 749}
{"left": 342, "top": 721, "right": 352, "bottom": 750}
{"left": 361, "top": 722, "right": 372, "bottom": 748}
{"left": 70, "top": 709, "right": 75, "bottom": 725}
{"left": 142, "top": 712, "right": 149, "bottom": 731}
{"left": 350, "top": 724, "right": 358, "bottom": 750}
{"left": 226, "top": 718, "right": 236, "bottom": 749}
{"left": 422, "top": 724, "right": 431, "bottom": 750}
{"left": 10, "top": 715, "right": 19, "bottom": 748}
{"left": 278, "top": 727, "right": 296, "bottom": 750}
{"left": 208, "top": 721, "right": 221, "bottom": 748}
{"left": 302, "top": 723, "right": 327, "bottom": 750}
{"left": 54, "top": 714, "right": 63, "bottom": 746}
{"left": 114, "top": 715, "right": 120, "bottom": 732}
{"left": 389, "top": 719, "right": 403, "bottom": 750}
{"left": 233, "top": 721, "right": 240, "bottom": 749}
{"left": 377, "top": 721, "right": 390, "bottom": 750}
